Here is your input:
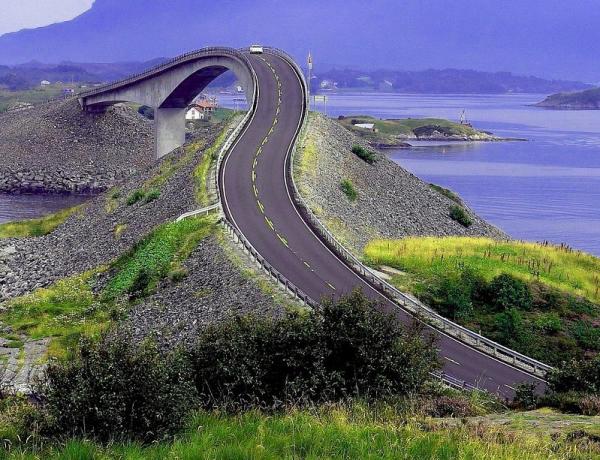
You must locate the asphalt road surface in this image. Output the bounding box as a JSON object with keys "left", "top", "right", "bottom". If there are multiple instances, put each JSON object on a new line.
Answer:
{"left": 220, "top": 51, "right": 546, "bottom": 398}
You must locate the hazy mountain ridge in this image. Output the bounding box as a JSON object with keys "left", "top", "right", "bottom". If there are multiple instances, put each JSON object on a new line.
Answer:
{"left": 0, "top": 0, "right": 599, "bottom": 81}
{"left": 314, "top": 68, "right": 590, "bottom": 94}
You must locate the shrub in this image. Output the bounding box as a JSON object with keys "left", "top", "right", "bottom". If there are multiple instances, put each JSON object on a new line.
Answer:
{"left": 42, "top": 335, "right": 197, "bottom": 443}
{"left": 488, "top": 274, "right": 533, "bottom": 311}
{"left": 513, "top": 382, "right": 538, "bottom": 410}
{"left": 189, "top": 290, "right": 439, "bottom": 410}
{"left": 340, "top": 179, "right": 358, "bottom": 201}
{"left": 546, "top": 356, "right": 600, "bottom": 394}
{"left": 126, "top": 189, "right": 146, "bottom": 206}
{"left": 351, "top": 145, "right": 377, "bottom": 164}
{"left": 449, "top": 205, "right": 473, "bottom": 227}
{"left": 144, "top": 189, "right": 161, "bottom": 203}
{"left": 168, "top": 267, "right": 188, "bottom": 282}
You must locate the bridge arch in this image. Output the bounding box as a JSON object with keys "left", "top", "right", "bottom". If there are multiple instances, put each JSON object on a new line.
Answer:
{"left": 79, "top": 47, "right": 256, "bottom": 158}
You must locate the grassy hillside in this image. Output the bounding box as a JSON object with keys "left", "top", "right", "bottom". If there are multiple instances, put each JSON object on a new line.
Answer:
{"left": 536, "top": 87, "right": 600, "bottom": 110}
{"left": 337, "top": 115, "right": 497, "bottom": 146}
{"left": 364, "top": 237, "right": 600, "bottom": 364}
{"left": 1, "top": 405, "right": 598, "bottom": 459}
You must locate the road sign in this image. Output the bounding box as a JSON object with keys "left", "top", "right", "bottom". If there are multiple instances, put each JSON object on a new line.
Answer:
{"left": 313, "top": 95, "right": 327, "bottom": 103}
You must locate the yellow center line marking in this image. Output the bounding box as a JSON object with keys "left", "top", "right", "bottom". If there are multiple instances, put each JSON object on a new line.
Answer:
{"left": 253, "top": 157, "right": 258, "bottom": 168}
{"left": 265, "top": 216, "right": 274, "bottom": 230}
{"left": 253, "top": 184, "right": 258, "bottom": 197}
{"left": 303, "top": 261, "right": 311, "bottom": 268}
{"left": 327, "top": 283, "right": 336, "bottom": 291}
{"left": 262, "top": 137, "right": 268, "bottom": 145}
{"left": 256, "top": 147, "right": 262, "bottom": 156}
{"left": 277, "top": 233, "right": 289, "bottom": 247}
{"left": 252, "top": 170, "right": 256, "bottom": 182}
{"left": 257, "top": 200, "right": 264, "bottom": 213}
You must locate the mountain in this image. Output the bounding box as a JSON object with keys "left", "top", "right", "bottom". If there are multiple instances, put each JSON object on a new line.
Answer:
{"left": 0, "top": 60, "right": 168, "bottom": 90}
{"left": 314, "top": 68, "right": 590, "bottom": 94}
{"left": 536, "top": 87, "right": 600, "bottom": 110}
{"left": 0, "top": 0, "right": 599, "bottom": 82}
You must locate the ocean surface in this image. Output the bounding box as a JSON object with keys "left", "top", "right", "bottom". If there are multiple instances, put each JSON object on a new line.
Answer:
{"left": 311, "top": 93, "right": 600, "bottom": 256}
{"left": 0, "top": 194, "right": 90, "bottom": 225}
{"left": 2, "top": 92, "right": 600, "bottom": 257}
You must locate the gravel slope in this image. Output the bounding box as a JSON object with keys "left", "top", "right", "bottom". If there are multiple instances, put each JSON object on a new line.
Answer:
{"left": 294, "top": 113, "right": 507, "bottom": 253}
{"left": 0, "top": 99, "right": 154, "bottom": 193}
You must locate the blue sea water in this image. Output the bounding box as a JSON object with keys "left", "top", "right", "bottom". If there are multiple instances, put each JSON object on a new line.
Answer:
{"left": 311, "top": 93, "right": 600, "bottom": 256}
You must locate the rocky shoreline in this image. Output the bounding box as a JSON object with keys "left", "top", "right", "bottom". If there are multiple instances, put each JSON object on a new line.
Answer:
{"left": 0, "top": 99, "right": 154, "bottom": 194}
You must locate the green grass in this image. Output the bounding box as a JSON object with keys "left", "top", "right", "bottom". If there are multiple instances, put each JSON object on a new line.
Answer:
{"left": 0, "top": 204, "right": 82, "bottom": 238}
{"left": 364, "top": 237, "right": 600, "bottom": 303}
{"left": 338, "top": 115, "right": 490, "bottom": 145}
{"left": 449, "top": 205, "right": 473, "bottom": 227}
{"left": 1, "top": 269, "right": 109, "bottom": 360}
{"left": 430, "top": 183, "right": 462, "bottom": 204}
{"left": 104, "top": 216, "right": 216, "bottom": 299}
{"left": 340, "top": 178, "right": 358, "bottom": 201}
{"left": 364, "top": 237, "right": 600, "bottom": 363}
{"left": 0, "top": 86, "right": 66, "bottom": 113}
{"left": 194, "top": 122, "right": 232, "bottom": 206}
{"left": 2, "top": 405, "right": 599, "bottom": 459}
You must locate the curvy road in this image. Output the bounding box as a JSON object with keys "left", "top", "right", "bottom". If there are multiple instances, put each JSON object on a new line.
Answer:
{"left": 220, "top": 50, "right": 544, "bottom": 398}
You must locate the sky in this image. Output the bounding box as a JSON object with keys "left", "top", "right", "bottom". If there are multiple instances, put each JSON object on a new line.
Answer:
{"left": 0, "top": 0, "right": 598, "bottom": 82}
{"left": 0, "top": 0, "right": 93, "bottom": 36}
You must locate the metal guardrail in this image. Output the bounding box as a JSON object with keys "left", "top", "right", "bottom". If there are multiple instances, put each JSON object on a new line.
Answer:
{"left": 79, "top": 47, "right": 253, "bottom": 101}
{"left": 222, "top": 219, "right": 319, "bottom": 308}
{"left": 275, "top": 49, "right": 552, "bottom": 380}
{"left": 176, "top": 203, "right": 221, "bottom": 222}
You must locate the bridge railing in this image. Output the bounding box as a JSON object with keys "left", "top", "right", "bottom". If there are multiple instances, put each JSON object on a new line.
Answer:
{"left": 274, "top": 50, "right": 552, "bottom": 380}
{"left": 79, "top": 47, "right": 253, "bottom": 100}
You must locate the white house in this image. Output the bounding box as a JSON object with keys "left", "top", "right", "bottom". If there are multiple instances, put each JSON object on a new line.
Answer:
{"left": 186, "top": 106, "right": 205, "bottom": 120}
{"left": 40, "top": 80, "right": 51, "bottom": 86}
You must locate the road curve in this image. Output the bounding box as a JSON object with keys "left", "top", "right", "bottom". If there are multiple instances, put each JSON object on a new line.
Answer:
{"left": 220, "top": 51, "right": 545, "bottom": 398}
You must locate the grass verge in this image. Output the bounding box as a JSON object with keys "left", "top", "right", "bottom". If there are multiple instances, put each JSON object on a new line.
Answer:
{"left": 2, "top": 405, "right": 599, "bottom": 459}
{"left": 0, "top": 204, "right": 82, "bottom": 238}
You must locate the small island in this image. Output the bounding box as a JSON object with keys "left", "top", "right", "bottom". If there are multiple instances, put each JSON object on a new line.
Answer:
{"left": 535, "top": 87, "right": 600, "bottom": 110}
{"left": 337, "top": 115, "right": 515, "bottom": 148}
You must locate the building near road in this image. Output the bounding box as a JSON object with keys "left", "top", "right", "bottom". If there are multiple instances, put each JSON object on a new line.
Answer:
{"left": 185, "top": 95, "right": 218, "bottom": 121}
{"left": 40, "top": 80, "right": 51, "bottom": 86}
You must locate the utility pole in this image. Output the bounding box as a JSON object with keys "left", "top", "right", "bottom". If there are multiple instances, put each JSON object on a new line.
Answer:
{"left": 307, "top": 51, "right": 313, "bottom": 109}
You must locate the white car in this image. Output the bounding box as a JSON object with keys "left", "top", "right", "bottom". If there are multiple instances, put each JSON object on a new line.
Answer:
{"left": 249, "top": 45, "right": 264, "bottom": 54}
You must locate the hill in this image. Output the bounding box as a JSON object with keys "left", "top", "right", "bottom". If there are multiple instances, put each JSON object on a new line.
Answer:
{"left": 316, "top": 68, "right": 590, "bottom": 94}
{"left": 337, "top": 115, "right": 503, "bottom": 147}
{"left": 536, "top": 87, "right": 600, "bottom": 109}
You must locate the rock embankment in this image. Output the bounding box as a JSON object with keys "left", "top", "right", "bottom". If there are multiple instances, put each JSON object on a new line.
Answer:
{"left": 294, "top": 113, "right": 506, "bottom": 253}
{"left": 0, "top": 98, "right": 154, "bottom": 193}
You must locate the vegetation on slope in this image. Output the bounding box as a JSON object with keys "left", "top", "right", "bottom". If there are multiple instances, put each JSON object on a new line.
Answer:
{"left": 536, "top": 87, "right": 600, "bottom": 110}
{"left": 0, "top": 292, "right": 599, "bottom": 457}
{"left": 364, "top": 237, "right": 600, "bottom": 364}
{"left": 0, "top": 86, "right": 66, "bottom": 113}
{"left": 0, "top": 204, "right": 83, "bottom": 238}
{"left": 0, "top": 216, "right": 216, "bottom": 360}
{"left": 338, "top": 115, "right": 498, "bottom": 146}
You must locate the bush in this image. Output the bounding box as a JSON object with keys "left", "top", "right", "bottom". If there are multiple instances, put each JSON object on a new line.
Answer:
{"left": 449, "top": 205, "right": 473, "bottom": 227}
{"left": 340, "top": 179, "right": 358, "bottom": 201}
{"left": 42, "top": 335, "right": 197, "bottom": 443}
{"left": 37, "top": 291, "right": 440, "bottom": 442}
{"left": 144, "top": 189, "right": 161, "bottom": 203}
{"left": 513, "top": 382, "right": 538, "bottom": 410}
{"left": 488, "top": 274, "right": 533, "bottom": 311}
{"left": 351, "top": 145, "right": 377, "bottom": 164}
{"left": 546, "top": 356, "right": 600, "bottom": 394}
{"left": 189, "top": 290, "right": 439, "bottom": 410}
{"left": 126, "top": 189, "right": 146, "bottom": 206}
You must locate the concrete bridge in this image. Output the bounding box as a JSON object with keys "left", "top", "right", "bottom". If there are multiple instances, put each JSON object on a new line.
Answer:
{"left": 79, "top": 47, "right": 256, "bottom": 158}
